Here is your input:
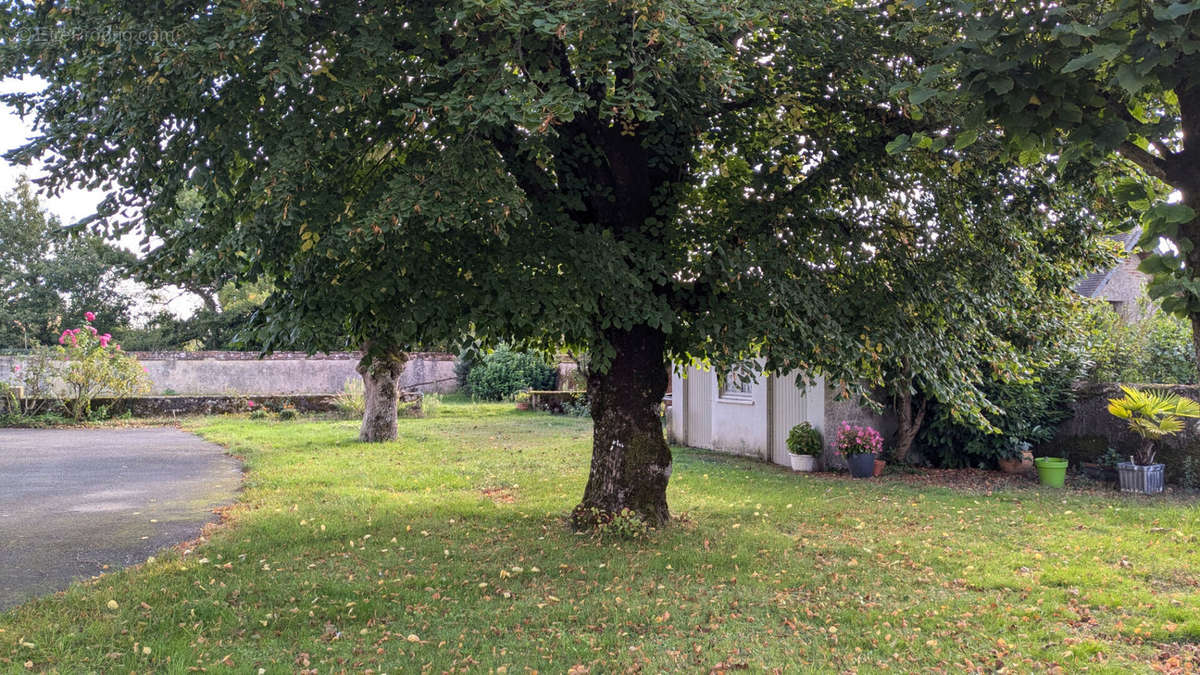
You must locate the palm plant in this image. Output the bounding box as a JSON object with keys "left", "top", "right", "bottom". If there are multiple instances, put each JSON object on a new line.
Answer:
{"left": 1107, "top": 386, "right": 1200, "bottom": 465}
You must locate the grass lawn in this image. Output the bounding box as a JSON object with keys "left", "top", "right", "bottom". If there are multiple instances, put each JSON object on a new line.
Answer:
{"left": 2, "top": 399, "right": 1199, "bottom": 672}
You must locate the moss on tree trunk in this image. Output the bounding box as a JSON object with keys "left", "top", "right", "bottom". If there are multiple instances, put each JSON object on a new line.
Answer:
{"left": 573, "top": 326, "right": 672, "bottom": 528}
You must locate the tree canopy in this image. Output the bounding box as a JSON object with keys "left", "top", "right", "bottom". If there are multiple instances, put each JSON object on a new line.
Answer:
{"left": 0, "top": 177, "right": 138, "bottom": 348}
{"left": 900, "top": 0, "right": 1200, "bottom": 361}
{"left": 3, "top": 1, "right": 1108, "bottom": 523}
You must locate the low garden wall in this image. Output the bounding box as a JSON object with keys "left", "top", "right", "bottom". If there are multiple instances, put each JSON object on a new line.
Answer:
{"left": 0, "top": 351, "right": 458, "bottom": 396}
{"left": 18, "top": 394, "right": 340, "bottom": 417}
{"left": 1048, "top": 382, "right": 1200, "bottom": 482}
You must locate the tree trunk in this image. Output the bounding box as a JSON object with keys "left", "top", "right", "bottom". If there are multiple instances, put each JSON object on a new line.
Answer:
{"left": 891, "top": 359, "right": 926, "bottom": 464}
{"left": 893, "top": 388, "right": 926, "bottom": 464}
{"left": 357, "top": 344, "right": 407, "bottom": 442}
{"left": 1178, "top": 83, "right": 1200, "bottom": 377}
{"left": 573, "top": 326, "right": 672, "bottom": 528}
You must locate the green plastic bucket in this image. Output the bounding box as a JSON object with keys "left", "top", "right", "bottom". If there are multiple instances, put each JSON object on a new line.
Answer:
{"left": 1034, "top": 457, "right": 1068, "bottom": 488}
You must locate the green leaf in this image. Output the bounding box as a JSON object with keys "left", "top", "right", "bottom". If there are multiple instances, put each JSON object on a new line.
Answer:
{"left": 954, "top": 129, "right": 979, "bottom": 150}
{"left": 1061, "top": 44, "right": 1122, "bottom": 73}
{"left": 908, "top": 86, "right": 939, "bottom": 105}
{"left": 885, "top": 134, "right": 912, "bottom": 155}
{"left": 1017, "top": 148, "right": 1042, "bottom": 166}
{"left": 1144, "top": 202, "right": 1197, "bottom": 228}
{"left": 1154, "top": 2, "right": 1200, "bottom": 21}
{"left": 1115, "top": 64, "right": 1148, "bottom": 95}
{"left": 988, "top": 76, "right": 1015, "bottom": 94}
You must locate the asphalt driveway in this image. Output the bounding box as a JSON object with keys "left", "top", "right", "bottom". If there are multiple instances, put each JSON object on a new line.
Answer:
{"left": 0, "top": 428, "right": 241, "bottom": 611}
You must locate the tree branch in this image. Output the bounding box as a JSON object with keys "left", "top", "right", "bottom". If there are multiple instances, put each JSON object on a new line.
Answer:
{"left": 485, "top": 125, "right": 558, "bottom": 207}
{"left": 1118, "top": 140, "right": 1172, "bottom": 185}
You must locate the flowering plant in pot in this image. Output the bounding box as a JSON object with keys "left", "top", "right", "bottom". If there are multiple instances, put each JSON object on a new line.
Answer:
{"left": 785, "top": 422, "right": 822, "bottom": 472}
{"left": 833, "top": 422, "right": 883, "bottom": 478}
{"left": 514, "top": 390, "right": 532, "bottom": 410}
{"left": 1107, "top": 386, "right": 1200, "bottom": 495}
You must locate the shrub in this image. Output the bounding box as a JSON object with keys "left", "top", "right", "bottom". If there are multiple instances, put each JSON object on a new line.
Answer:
{"left": 786, "top": 422, "right": 822, "bottom": 456}
{"left": 1083, "top": 303, "right": 1198, "bottom": 384}
{"left": 421, "top": 392, "right": 442, "bottom": 417}
{"left": 464, "top": 345, "right": 557, "bottom": 401}
{"left": 559, "top": 393, "right": 591, "bottom": 417}
{"left": 918, "top": 346, "right": 1087, "bottom": 468}
{"left": 1182, "top": 456, "right": 1200, "bottom": 490}
{"left": 278, "top": 406, "right": 298, "bottom": 420}
{"left": 55, "top": 315, "right": 151, "bottom": 421}
{"left": 334, "top": 377, "right": 366, "bottom": 419}
{"left": 9, "top": 344, "right": 60, "bottom": 416}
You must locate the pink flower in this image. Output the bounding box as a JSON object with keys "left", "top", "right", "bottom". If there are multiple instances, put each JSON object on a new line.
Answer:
{"left": 84, "top": 312, "right": 95, "bottom": 322}
{"left": 246, "top": 400, "right": 256, "bottom": 408}
{"left": 87, "top": 325, "right": 98, "bottom": 335}
{"left": 113, "top": 344, "right": 121, "bottom": 351}
{"left": 142, "top": 366, "right": 148, "bottom": 373}
{"left": 58, "top": 333, "right": 67, "bottom": 345}
{"left": 13, "top": 365, "right": 21, "bottom": 372}
{"left": 99, "top": 333, "right": 111, "bottom": 348}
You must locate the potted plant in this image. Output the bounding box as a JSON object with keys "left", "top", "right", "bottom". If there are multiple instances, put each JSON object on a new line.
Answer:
{"left": 514, "top": 390, "right": 531, "bottom": 411}
{"left": 1033, "top": 455, "right": 1068, "bottom": 487}
{"left": 786, "top": 422, "right": 822, "bottom": 472}
{"left": 833, "top": 422, "right": 883, "bottom": 478}
{"left": 1107, "top": 386, "right": 1200, "bottom": 495}
{"left": 997, "top": 440, "right": 1035, "bottom": 474}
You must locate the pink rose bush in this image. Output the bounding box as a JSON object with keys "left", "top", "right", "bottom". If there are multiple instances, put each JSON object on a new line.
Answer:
{"left": 833, "top": 422, "right": 884, "bottom": 457}
{"left": 54, "top": 312, "right": 151, "bottom": 420}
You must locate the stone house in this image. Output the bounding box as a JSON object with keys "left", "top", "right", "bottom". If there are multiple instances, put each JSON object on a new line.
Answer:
{"left": 1073, "top": 227, "right": 1151, "bottom": 322}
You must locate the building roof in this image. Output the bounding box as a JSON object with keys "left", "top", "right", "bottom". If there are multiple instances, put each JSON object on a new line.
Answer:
{"left": 1073, "top": 227, "right": 1143, "bottom": 298}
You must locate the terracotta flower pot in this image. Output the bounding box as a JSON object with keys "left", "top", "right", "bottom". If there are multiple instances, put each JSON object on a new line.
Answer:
{"left": 873, "top": 459, "right": 886, "bottom": 477}
{"left": 998, "top": 450, "right": 1035, "bottom": 474}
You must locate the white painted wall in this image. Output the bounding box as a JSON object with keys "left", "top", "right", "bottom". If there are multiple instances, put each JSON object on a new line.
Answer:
{"left": 711, "top": 372, "right": 768, "bottom": 460}
{"left": 670, "top": 364, "right": 825, "bottom": 467}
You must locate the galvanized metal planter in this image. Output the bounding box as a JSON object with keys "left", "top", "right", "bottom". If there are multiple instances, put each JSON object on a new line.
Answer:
{"left": 1117, "top": 462, "right": 1164, "bottom": 495}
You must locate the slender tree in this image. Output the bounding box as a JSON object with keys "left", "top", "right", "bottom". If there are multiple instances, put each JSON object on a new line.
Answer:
{"left": 3, "top": 1, "right": 1104, "bottom": 525}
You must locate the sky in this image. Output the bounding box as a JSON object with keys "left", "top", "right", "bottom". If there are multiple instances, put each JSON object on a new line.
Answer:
{"left": 0, "top": 78, "right": 103, "bottom": 225}
{"left": 1, "top": 77, "right": 202, "bottom": 318}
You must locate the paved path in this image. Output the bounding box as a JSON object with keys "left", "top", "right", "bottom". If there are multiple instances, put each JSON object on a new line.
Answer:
{"left": 0, "top": 428, "right": 241, "bottom": 611}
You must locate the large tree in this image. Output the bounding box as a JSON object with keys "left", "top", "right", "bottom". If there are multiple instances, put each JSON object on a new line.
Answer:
{"left": 0, "top": 177, "right": 138, "bottom": 347}
{"left": 899, "top": 0, "right": 1200, "bottom": 366}
{"left": 3, "top": 1, "right": 1103, "bottom": 525}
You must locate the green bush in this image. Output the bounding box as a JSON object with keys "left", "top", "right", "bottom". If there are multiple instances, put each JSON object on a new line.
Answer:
{"left": 918, "top": 350, "right": 1087, "bottom": 468}
{"left": 785, "top": 422, "right": 822, "bottom": 456}
{"left": 464, "top": 346, "right": 558, "bottom": 401}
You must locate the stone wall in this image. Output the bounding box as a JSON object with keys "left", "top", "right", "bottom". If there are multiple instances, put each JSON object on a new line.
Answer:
{"left": 1047, "top": 382, "right": 1200, "bottom": 482}
{"left": 0, "top": 351, "right": 458, "bottom": 396}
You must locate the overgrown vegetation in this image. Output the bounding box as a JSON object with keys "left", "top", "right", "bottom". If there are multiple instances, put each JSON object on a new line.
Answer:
{"left": 919, "top": 353, "right": 1086, "bottom": 468}
{"left": 1082, "top": 303, "right": 1198, "bottom": 384}
{"left": 1, "top": 401, "right": 1197, "bottom": 672}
